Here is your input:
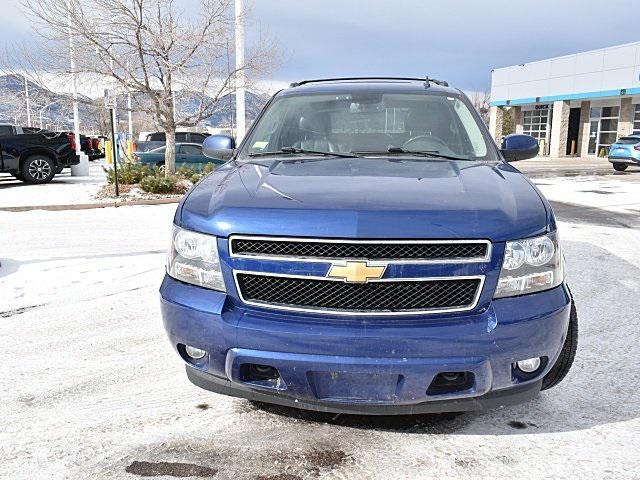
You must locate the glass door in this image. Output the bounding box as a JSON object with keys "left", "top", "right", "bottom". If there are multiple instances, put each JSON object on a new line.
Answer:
{"left": 522, "top": 106, "right": 551, "bottom": 155}
{"left": 588, "top": 106, "right": 619, "bottom": 156}
{"left": 588, "top": 121, "right": 598, "bottom": 154}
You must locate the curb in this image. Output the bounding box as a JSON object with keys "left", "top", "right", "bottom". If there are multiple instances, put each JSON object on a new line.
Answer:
{"left": 0, "top": 197, "right": 181, "bottom": 212}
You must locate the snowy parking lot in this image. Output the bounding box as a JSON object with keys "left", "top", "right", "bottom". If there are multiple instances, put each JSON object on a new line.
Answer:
{"left": 1, "top": 169, "right": 639, "bottom": 479}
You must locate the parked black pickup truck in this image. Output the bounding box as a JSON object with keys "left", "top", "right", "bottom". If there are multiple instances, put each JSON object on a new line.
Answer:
{"left": 0, "top": 126, "right": 78, "bottom": 184}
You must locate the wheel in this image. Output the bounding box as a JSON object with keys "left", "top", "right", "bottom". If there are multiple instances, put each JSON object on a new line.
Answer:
{"left": 20, "top": 155, "right": 56, "bottom": 184}
{"left": 612, "top": 163, "right": 628, "bottom": 172}
{"left": 541, "top": 290, "right": 578, "bottom": 390}
{"left": 156, "top": 162, "right": 166, "bottom": 172}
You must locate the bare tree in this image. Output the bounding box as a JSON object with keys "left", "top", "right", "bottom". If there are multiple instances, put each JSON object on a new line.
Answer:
{"left": 0, "top": 81, "right": 26, "bottom": 124}
{"left": 21, "top": 0, "right": 275, "bottom": 174}
{"left": 470, "top": 90, "right": 491, "bottom": 126}
{"left": 0, "top": 74, "right": 47, "bottom": 126}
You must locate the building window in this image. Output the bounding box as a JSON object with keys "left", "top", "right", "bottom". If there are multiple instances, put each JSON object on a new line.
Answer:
{"left": 522, "top": 106, "right": 550, "bottom": 153}
{"left": 588, "top": 106, "right": 619, "bottom": 156}
{"left": 634, "top": 104, "right": 640, "bottom": 135}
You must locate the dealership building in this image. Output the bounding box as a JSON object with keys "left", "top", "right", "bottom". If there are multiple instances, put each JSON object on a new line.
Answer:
{"left": 489, "top": 41, "right": 640, "bottom": 157}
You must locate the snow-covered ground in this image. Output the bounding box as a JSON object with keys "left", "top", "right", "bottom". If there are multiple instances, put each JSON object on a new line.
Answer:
{"left": 535, "top": 174, "right": 640, "bottom": 218}
{"left": 0, "top": 162, "right": 107, "bottom": 209}
{"left": 1, "top": 175, "right": 639, "bottom": 479}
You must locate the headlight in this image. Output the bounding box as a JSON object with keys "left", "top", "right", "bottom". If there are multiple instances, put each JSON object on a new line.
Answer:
{"left": 494, "top": 231, "right": 564, "bottom": 298}
{"left": 167, "top": 225, "right": 226, "bottom": 291}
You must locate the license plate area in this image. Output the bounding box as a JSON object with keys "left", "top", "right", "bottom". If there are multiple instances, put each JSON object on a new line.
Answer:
{"left": 307, "top": 371, "right": 402, "bottom": 403}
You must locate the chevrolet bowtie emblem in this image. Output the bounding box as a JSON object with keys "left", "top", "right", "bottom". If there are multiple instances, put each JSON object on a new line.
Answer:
{"left": 327, "top": 261, "right": 386, "bottom": 283}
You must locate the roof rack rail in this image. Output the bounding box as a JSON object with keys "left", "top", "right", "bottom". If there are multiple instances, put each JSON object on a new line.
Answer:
{"left": 289, "top": 76, "right": 449, "bottom": 88}
{"left": 425, "top": 77, "right": 449, "bottom": 88}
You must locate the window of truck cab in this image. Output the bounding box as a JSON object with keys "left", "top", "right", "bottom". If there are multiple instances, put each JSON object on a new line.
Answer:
{"left": 0, "top": 125, "right": 14, "bottom": 136}
{"left": 238, "top": 92, "right": 496, "bottom": 161}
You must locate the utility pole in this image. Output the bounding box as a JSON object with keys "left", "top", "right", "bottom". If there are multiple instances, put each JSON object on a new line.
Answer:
{"left": 23, "top": 75, "right": 32, "bottom": 127}
{"left": 235, "top": 0, "right": 246, "bottom": 142}
{"left": 68, "top": 1, "right": 89, "bottom": 176}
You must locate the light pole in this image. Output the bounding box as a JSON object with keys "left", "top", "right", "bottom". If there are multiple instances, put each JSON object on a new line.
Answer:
{"left": 67, "top": 1, "right": 89, "bottom": 176}
{"left": 24, "top": 75, "right": 32, "bottom": 128}
{"left": 126, "top": 59, "right": 133, "bottom": 137}
{"left": 127, "top": 91, "right": 133, "bottom": 136}
{"left": 235, "top": 0, "right": 246, "bottom": 142}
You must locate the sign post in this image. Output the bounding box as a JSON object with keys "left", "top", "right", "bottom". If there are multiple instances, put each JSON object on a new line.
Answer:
{"left": 105, "top": 89, "right": 119, "bottom": 196}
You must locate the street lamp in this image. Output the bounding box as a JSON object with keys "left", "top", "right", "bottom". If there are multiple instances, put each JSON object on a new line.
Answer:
{"left": 235, "top": 0, "right": 246, "bottom": 142}
{"left": 67, "top": 0, "right": 89, "bottom": 176}
{"left": 24, "top": 74, "right": 32, "bottom": 128}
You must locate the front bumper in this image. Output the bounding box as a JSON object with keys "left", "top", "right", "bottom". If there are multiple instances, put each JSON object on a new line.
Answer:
{"left": 186, "top": 364, "right": 542, "bottom": 415}
{"left": 160, "top": 275, "right": 571, "bottom": 414}
{"left": 609, "top": 156, "right": 640, "bottom": 165}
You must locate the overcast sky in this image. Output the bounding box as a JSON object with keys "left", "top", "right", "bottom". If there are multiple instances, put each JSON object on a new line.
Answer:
{"left": 3, "top": 0, "right": 639, "bottom": 93}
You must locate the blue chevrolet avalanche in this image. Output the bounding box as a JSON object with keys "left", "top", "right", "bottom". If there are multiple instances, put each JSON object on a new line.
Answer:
{"left": 160, "top": 78, "right": 578, "bottom": 415}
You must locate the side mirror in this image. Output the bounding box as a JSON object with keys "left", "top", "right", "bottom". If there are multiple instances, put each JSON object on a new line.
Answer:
{"left": 202, "top": 135, "right": 236, "bottom": 160}
{"left": 501, "top": 134, "right": 539, "bottom": 162}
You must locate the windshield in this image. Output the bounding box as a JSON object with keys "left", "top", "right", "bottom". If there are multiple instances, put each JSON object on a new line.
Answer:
{"left": 616, "top": 137, "right": 640, "bottom": 145}
{"left": 238, "top": 92, "right": 497, "bottom": 161}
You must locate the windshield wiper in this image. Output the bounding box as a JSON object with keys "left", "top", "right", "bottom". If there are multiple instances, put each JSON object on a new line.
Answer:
{"left": 248, "top": 147, "right": 361, "bottom": 158}
{"left": 386, "top": 147, "right": 472, "bottom": 161}
{"left": 353, "top": 147, "right": 472, "bottom": 161}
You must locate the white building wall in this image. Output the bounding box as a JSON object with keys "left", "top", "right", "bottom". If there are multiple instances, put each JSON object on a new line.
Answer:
{"left": 491, "top": 42, "right": 640, "bottom": 104}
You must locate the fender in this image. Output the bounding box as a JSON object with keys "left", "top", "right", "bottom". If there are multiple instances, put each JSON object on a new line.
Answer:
{"left": 19, "top": 147, "right": 60, "bottom": 168}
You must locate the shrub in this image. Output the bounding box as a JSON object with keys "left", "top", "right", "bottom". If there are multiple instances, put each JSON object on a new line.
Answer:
{"left": 103, "top": 161, "right": 216, "bottom": 195}
{"left": 175, "top": 179, "right": 193, "bottom": 194}
{"left": 140, "top": 174, "right": 178, "bottom": 194}
{"left": 201, "top": 163, "right": 216, "bottom": 175}
{"left": 176, "top": 164, "right": 198, "bottom": 178}
{"left": 176, "top": 163, "right": 217, "bottom": 184}
{"left": 103, "top": 163, "right": 155, "bottom": 185}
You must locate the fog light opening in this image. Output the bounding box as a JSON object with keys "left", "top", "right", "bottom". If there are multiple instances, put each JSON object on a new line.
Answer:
{"left": 516, "top": 357, "right": 542, "bottom": 373}
{"left": 185, "top": 345, "right": 207, "bottom": 360}
{"left": 239, "top": 363, "right": 285, "bottom": 390}
{"left": 427, "top": 371, "right": 474, "bottom": 396}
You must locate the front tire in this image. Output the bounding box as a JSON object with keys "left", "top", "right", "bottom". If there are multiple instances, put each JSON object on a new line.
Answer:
{"left": 541, "top": 292, "right": 578, "bottom": 390}
{"left": 613, "top": 163, "right": 628, "bottom": 172}
{"left": 21, "top": 155, "right": 56, "bottom": 184}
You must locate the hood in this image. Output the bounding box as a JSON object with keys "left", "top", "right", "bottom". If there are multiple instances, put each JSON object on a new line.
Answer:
{"left": 179, "top": 157, "right": 548, "bottom": 241}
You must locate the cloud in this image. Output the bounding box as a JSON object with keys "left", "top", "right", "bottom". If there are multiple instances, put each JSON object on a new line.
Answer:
{"left": 2, "top": 0, "right": 638, "bottom": 92}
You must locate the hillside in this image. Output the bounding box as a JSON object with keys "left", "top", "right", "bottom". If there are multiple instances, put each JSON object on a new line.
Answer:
{"left": 0, "top": 74, "right": 269, "bottom": 132}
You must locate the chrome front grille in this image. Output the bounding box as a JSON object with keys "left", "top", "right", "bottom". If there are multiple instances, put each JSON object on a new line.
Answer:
{"left": 230, "top": 236, "right": 489, "bottom": 316}
{"left": 235, "top": 272, "right": 483, "bottom": 315}
{"left": 230, "top": 236, "right": 491, "bottom": 263}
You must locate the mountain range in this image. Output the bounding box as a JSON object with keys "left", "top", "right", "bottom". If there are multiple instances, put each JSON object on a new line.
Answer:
{"left": 0, "top": 74, "right": 269, "bottom": 133}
